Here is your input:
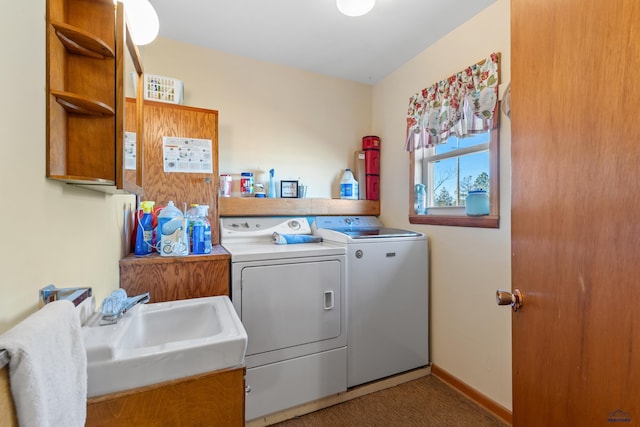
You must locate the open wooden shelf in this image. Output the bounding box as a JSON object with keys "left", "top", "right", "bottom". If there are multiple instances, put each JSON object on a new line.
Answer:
{"left": 51, "top": 90, "right": 115, "bottom": 116}
{"left": 219, "top": 197, "right": 380, "bottom": 217}
{"left": 47, "top": 0, "right": 143, "bottom": 194}
{"left": 51, "top": 21, "right": 114, "bottom": 59}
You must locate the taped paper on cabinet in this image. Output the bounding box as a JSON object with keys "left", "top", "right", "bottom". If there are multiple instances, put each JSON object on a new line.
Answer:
{"left": 124, "top": 132, "right": 136, "bottom": 170}
{"left": 162, "top": 136, "right": 213, "bottom": 173}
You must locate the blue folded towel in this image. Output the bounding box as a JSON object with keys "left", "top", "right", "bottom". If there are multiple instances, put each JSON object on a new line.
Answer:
{"left": 272, "top": 233, "right": 322, "bottom": 245}
{"left": 101, "top": 289, "right": 127, "bottom": 317}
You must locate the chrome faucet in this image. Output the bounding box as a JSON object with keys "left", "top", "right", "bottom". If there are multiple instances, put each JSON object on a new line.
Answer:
{"left": 100, "top": 292, "right": 150, "bottom": 326}
{"left": 39, "top": 284, "right": 92, "bottom": 307}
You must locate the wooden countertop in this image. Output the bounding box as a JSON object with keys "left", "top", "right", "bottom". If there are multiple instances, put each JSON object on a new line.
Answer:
{"left": 120, "top": 245, "right": 229, "bottom": 265}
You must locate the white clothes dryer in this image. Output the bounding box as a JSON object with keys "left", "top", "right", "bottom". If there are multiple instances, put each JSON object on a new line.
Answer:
{"left": 312, "top": 216, "right": 429, "bottom": 388}
{"left": 221, "top": 217, "right": 347, "bottom": 421}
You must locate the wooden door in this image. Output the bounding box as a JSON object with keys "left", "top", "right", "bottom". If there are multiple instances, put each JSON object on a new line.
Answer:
{"left": 510, "top": 0, "right": 640, "bottom": 425}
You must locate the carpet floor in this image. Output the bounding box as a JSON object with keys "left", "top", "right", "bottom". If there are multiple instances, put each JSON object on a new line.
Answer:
{"left": 270, "top": 375, "right": 507, "bottom": 427}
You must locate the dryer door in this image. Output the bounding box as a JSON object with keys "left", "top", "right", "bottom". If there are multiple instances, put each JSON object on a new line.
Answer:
{"left": 241, "top": 259, "right": 343, "bottom": 356}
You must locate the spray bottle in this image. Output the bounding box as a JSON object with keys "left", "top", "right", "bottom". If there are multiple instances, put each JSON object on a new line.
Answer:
{"left": 134, "top": 201, "right": 155, "bottom": 256}
{"left": 268, "top": 168, "right": 277, "bottom": 198}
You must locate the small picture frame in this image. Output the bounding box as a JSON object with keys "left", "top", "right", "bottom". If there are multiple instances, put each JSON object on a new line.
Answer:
{"left": 280, "top": 180, "right": 299, "bottom": 198}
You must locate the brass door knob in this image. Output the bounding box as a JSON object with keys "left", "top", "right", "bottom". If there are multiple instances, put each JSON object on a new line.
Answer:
{"left": 496, "top": 289, "right": 523, "bottom": 312}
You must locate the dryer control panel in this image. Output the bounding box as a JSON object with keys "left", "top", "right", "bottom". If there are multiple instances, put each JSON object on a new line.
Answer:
{"left": 220, "top": 217, "right": 311, "bottom": 243}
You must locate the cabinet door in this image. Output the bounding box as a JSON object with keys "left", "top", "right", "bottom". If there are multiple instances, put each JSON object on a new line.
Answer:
{"left": 86, "top": 367, "right": 245, "bottom": 426}
{"left": 117, "top": 5, "right": 144, "bottom": 195}
{"left": 141, "top": 102, "right": 220, "bottom": 244}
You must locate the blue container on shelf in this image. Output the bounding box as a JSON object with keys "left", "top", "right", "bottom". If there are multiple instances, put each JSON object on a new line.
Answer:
{"left": 465, "top": 190, "right": 489, "bottom": 216}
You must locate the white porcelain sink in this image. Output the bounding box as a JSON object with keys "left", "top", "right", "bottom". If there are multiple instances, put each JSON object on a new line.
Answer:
{"left": 82, "top": 295, "right": 247, "bottom": 397}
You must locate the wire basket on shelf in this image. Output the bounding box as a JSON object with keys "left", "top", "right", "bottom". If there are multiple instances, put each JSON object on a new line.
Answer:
{"left": 132, "top": 73, "right": 184, "bottom": 104}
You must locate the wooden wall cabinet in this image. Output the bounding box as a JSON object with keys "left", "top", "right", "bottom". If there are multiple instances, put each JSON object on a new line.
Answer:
{"left": 46, "top": 0, "right": 143, "bottom": 194}
{"left": 139, "top": 101, "right": 219, "bottom": 243}
{"left": 121, "top": 101, "right": 230, "bottom": 299}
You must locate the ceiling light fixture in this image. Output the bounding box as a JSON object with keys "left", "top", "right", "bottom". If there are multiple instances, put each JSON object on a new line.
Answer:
{"left": 336, "top": 0, "right": 375, "bottom": 17}
{"left": 122, "top": 0, "right": 160, "bottom": 45}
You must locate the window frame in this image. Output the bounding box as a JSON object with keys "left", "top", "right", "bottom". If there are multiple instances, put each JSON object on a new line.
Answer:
{"left": 409, "top": 127, "right": 500, "bottom": 228}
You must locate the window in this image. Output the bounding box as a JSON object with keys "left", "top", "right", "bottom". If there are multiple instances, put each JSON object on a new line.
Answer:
{"left": 427, "top": 131, "right": 489, "bottom": 207}
{"left": 410, "top": 127, "right": 499, "bottom": 228}
{"left": 405, "top": 53, "right": 501, "bottom": 228}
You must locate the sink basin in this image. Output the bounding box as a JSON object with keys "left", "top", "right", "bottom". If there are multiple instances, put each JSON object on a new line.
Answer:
{"left": 82, "top": 295, "right": 247, "bottom": 397}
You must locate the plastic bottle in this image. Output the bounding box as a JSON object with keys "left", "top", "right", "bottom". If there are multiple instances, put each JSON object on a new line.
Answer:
{"left": 134, "top": 201, "right": 155, "bottom": 256}
{"left": 414, "top": 184, "right": 427, "bottom": 215}
{"left": 268, "top": 169, "right": 276, "bottom": 198}
{"left": 340, "top": 168, "right": 359, "bottom": 200}
{"left": 240, "top": 172, "right": 254, "bottom": 197}
{"left": 185, "top": 204, "right": 200, "bottom": 252}
{"left": 192, "top": 205, "right": 212, "bottom": 254}
{"left": 157, "top": 201, "right": 189, "bottom": 257}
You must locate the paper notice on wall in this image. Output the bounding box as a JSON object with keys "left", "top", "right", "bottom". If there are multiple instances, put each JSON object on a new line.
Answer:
{"left": 162, "top": 136, "right": 213, "bottom": 173}
{"left": 124, "top": 132, "right": 137, "bottom": 170}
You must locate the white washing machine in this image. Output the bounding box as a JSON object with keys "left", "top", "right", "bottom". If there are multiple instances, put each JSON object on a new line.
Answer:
{"left": 220, "top": 217, "right": 347, "bottom": 421}
{"left": 312, "top": 216, "right": 429, "bottom": 388}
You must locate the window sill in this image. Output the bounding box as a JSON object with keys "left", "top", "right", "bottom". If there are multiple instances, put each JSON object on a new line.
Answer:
{"left": 409, "top": 214, "right": 499, "bottom": 228}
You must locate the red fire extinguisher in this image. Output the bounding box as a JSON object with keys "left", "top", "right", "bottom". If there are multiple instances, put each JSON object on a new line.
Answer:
{"left": 362, "top": 136, "right": 380, "bottom": 200}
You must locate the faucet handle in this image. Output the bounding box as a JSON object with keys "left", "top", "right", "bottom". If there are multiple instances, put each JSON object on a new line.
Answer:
{"left": 39, "top": 284, "right": 92, "bottom": 307}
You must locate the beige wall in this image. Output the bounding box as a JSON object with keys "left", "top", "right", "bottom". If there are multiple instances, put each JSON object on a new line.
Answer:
{"left": 373, "top": 0, "right": 512, "bottom": 410}
{"left": 139, "top": 38, "right": 372, "bottom": 198}
{"left": 0, "top": 0, "right": 133, "bottom": 333}
{"left": 1, "top": 0, "right": 512, "bottom": 412}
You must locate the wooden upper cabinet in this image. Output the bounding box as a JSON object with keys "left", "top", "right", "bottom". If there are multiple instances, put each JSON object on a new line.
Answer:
{"left": 46, "top": 0, "right": 143, "bottom": 195}
{"left": 120, "top": 101, "right": 227, "bottom": 299}
{"left": 140, "top": 101, "right": 220, "bottom": 244}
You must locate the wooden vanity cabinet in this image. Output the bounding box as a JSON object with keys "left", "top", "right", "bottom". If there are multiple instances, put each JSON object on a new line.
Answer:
{"left": 46, "top": 0, "right": 143, "bottom": 194}
{"left": 86, "top": 366, "right": 245, "bottom": 426}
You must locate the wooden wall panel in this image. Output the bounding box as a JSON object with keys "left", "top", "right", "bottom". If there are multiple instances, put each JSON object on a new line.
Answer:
{"left": 120, "top": 247, "right": 230, "bottom": 303}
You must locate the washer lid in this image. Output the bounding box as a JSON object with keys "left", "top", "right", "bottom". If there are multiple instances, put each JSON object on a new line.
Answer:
{"left": 341, "top": 227, "right": 422, "bottom": 239}
{"left": 312, "top": 216, "right": 425, "bottom": 242}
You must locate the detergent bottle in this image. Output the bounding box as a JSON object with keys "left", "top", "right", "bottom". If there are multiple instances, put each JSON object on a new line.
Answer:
{"left": 157, "top": 201, "right": 189, "bottom": 257}
{"left": 340, "top": 168, "right": 359, "bottom": 200}
{"left": 134, "top": 201, "right": 155, "bottom": 256}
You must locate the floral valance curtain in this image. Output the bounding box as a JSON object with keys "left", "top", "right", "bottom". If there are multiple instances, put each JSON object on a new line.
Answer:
{"left": 405, "top": 52, "right": 500, "bottom": 151}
